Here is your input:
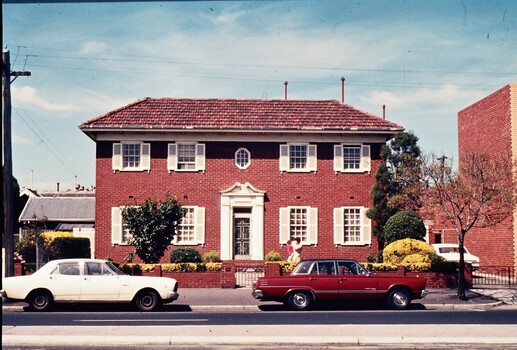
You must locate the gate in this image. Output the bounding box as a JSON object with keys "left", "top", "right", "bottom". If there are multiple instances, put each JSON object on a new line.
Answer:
{"left": 234, "top": 261, "right": 265, "bottom": 288}
{"left": 473, "top": 266, "right": 517, "bottom": 288}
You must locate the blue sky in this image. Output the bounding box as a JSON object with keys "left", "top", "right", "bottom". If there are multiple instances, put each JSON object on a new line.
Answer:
{"left": 3, "top": 0, "right": 517, "bottom": 191}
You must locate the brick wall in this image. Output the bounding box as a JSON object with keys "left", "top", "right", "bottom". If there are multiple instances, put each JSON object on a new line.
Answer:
{"left": 94, "top": 141, "right": 381, "bottom": 263}
{"left": 456, "top": 84, "right": 516, "bottom": 267}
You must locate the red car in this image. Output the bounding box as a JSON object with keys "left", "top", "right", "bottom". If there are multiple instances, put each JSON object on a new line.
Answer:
{"left": 252, "top": 259, "right": 428, "bottom": 310}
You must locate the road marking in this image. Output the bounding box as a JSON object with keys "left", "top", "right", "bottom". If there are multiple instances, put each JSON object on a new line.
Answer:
{"left": 74, "top": 319, "right": 209, "bottom": 323}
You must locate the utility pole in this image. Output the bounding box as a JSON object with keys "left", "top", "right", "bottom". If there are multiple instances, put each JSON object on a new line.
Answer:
{"left": 3, "top": 47, "right": 30, "bottom": 277}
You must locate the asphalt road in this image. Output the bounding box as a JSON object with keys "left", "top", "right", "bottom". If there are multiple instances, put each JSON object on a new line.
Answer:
{"left": 4, "top": 308, "right": 517, "bottom": 326}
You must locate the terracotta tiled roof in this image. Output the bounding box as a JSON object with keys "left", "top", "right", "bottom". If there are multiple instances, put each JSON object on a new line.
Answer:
{"left": 80, "top": 98, "right": 403, "bottom": 132}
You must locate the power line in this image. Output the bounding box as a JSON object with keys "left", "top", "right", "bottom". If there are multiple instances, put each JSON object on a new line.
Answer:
{"left": 12, "top": 104, "right": 87, "bottom": 185}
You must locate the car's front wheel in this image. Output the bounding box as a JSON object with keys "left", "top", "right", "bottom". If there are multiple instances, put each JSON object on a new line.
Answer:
{"left": 134, "top": 290, "right": 162, "bottom": 312}
{"left": 386, "top": 288, "right": 411, "bottom": 310}
{"left": 27, "top": 290, "right": 53, "bottom": 312}
{"left": 285, "top": 291, "right": 312, "bottom": 311}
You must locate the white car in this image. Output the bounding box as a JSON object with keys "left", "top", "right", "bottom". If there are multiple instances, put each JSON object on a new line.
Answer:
{"left": 0, "top": 258, "right": 179, "bottom": 312}
{"left": 432, "top": 244, "right": 480, "bottom": 270}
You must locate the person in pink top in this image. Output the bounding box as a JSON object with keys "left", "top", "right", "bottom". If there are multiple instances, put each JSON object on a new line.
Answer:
{"left": 286, "top": 240, "right": 294, "bottom": 261}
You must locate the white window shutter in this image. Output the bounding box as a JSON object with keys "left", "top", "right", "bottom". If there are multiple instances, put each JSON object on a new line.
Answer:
{"left": 194, "top": 207, "right": 205, "bottom": 244}
{"left": 279, "top": 208, "right": 290, "bottom": 244}
{"left": 112, "top": 143, "right": 122, "bottom": 171}
{"left": 308, "top": 145, "right": 317, "bottom": 172}
{"left": 279, "top": 145, "right": 289, "bottom": 171}
{"left": 196, "top": 143, "right": 206, "bottom": 171}
{"left": 168, "top": 144, "right": 178, "bottom": 171}
{"left": 334, "top": 145, "right": 343, "bottom": 172}
{"left": 141, "top": 143, "right": 151, "bottom": 171}
{"left": 111, "top": 207, "right": 123, "bottom": 244}
{"left": 362, "top": 208, "right": 372, "bottom": 244}
{"left": 333, "top": 207, "right": 344, "bottom": 245}
{"left": 307, "top": 207, "right": 318, "bottom": 245}
{"left": 361, "top": 145, "right": 371, "bottom": 172}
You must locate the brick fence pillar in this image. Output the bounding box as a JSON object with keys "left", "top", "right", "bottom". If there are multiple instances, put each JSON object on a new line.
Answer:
{"left": 220, "top": 261, "right": 236, "bottom": 289}
{"left": 397, "top": 265, "right": 406, "bottom": 276}
{"left": 265, "top": 262, "right": 281, "bottom": 277}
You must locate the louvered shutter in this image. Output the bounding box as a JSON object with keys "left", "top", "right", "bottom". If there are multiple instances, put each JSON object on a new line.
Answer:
{"left": 308, "top": 145, "right": 317, "bottom": 172}
{"left": 333, "top": 207, "right": 344, "bottom": 245}
{"left": 279, "top": 208, "right": 290, "bottom": 244}
{"left": 194, "top": 207, "right": 205, "bottom": 244}
{"left": 111, "top": 207, "right": 122, "bottom": 244}
{"left": 334, "top": 145, "right": 343, "bottom": 172}
{"left": 112, "top": 143, "right": 122, "bottom": 171}
{"left": 279, "top": 145, "right": 289, "bottom": 171}
{"left": 361, "top": 145, "right": 371, "bottom": 172}
{"left": 168, "top": 144, "right": 177, "bottom": 171}
{"left": 196, "top": 143, "right": 206, "bottom": 171}
{"left": 141, "top": 143, "right": 151, "bottom": 171}
{"left": 307, "top": 208, "right": 318, "bottom": 244}
{"left": 362, "top": 208, "right": 372, "bottom": 244}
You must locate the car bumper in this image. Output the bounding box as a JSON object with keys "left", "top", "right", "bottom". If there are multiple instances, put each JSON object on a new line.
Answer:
{"left": 420, "top": 289, "right": 429, "bottom": 298}
{"left": 0, "top": 289, "right": 7, "bottom": 303}
{"left": 163, "top": 291, "right": 179, "bottom": 303}
{"left": 251, "top": 289, "right": 263, "bottom": 299}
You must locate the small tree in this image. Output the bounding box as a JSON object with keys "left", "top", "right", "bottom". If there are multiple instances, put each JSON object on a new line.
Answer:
{"left": 122, "top": 194, "right": 183, "bottom": 264}
{"left": 367, "top": 131, "right": 423, "bottom": 256}
{"left": 423, "top": 152, "right": 516, "bottom": 300}
{"left": 383, "top": 211, "right": 426, "bottom": 246}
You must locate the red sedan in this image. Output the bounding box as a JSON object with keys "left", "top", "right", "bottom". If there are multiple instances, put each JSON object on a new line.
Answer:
{"left": 252, "top": 259, "right": 428, "bottom": 310}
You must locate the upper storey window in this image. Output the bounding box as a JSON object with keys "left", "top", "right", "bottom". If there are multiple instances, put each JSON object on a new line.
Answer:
{"left": 168, "top": 143, "right": 206, "bottom": 172}
{"left": 279, "top": 144, "right": 317, "bottom": 173}
{"left": 334, "top": 144, "right": 371, "bottom": 173}
{"left": 112, "top": 142, "right": 150, "bottom": 172}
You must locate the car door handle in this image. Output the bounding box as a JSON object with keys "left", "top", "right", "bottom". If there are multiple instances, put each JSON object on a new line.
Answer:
{"left": 309, "top": 277, "right": 317, "bottom": 281}
{"left": 339, "top": 278, "right": 347, "bottom": 282}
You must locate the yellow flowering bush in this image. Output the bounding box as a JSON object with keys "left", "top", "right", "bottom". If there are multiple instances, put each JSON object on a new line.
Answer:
{"left": 41, "top": 231, "right": 73, "bottom": 247}
{"left": 383, "top": 238, "right": 436, "bottom": 265}
{"left": 205, "top": 263, "right": 222, "bottom": 272}
{"left": 363, "top": 262, "right": 398, "bottom": 272}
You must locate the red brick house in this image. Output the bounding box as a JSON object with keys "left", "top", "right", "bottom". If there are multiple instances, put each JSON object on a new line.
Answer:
{"left": 80, "top": 98, "right": 403, "bottom": 263}
{"left": 434, "top": 83, "right": 516, "bottom": 268}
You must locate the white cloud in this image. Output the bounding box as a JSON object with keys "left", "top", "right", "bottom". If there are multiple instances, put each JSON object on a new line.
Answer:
{"left": 12, "top": 86, "right": 80, "bottom": 112}
{"left": 79, "top": 41, "right": 107, "bottom": 55}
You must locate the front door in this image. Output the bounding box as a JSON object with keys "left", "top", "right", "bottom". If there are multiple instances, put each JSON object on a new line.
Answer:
{"left": 234, "top": 210, "right": 251, "bottom": 258}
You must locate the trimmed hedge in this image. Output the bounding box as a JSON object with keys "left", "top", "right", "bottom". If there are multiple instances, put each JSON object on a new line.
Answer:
{"left": 50, "top": 237, "right": 90, "bottom": 259}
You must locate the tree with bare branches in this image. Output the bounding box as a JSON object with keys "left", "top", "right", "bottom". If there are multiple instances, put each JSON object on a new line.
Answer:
{"left": 422, "top": 152, "right": 516, "bottom": 300}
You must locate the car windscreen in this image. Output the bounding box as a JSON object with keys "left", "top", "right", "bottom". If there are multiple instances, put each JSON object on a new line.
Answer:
{"left": 291, "top": 260, "right": 313, "bottom": 275}
{"left": 105, "top": 261, "right": 127, "bottom": 275}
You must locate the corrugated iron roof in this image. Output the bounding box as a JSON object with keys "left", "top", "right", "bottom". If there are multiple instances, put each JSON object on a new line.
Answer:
{"left": 19, "top": 197, "right": 95, "bottom": 222}
{"left": 80, "top": 98, "right": 403, "bottom": 132}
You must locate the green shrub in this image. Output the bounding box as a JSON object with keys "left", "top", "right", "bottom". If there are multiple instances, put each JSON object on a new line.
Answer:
{"left": 265, "top": 251, "right": 282, "bottom": 262}
{"left": 383, "top": 211, "right": 426, "bottom": 246}
{"left": 50, "top": 237, "right": 90, "bottom": 259}
{"left": 202, "top": 251, "right": 221, "bottom": 263}
{"left": 169, "top": 248, "right": 202, "bottom": 263}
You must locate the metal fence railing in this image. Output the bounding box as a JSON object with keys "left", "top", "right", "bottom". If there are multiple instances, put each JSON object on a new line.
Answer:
{"left": 473, "top": 266, "right": 517, "bottom": 288}
{"left": 234, "top": 262, "right": 265, "bottom": 288}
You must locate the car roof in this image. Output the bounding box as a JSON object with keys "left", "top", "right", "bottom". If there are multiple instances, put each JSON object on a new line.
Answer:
{"left": 432, "top": 243, "right": 459, "bottom": 247}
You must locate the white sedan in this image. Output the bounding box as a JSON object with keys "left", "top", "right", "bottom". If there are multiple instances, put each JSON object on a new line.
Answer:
{"left": 1, "top": 258, "right": 179, "bottom": 312}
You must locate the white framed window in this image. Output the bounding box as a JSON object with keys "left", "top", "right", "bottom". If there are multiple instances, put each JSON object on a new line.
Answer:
{"left": 235, "top": 148, "right": 251, "bottom": 169}
{"left": 168, "top": 143, "right": 206, "bottom": 172}
{"left": 279, "top": 144, "right": 317, "bottom": 172}
{"left": 279, "top": 206, "right": 318, "bottom": 245}
{"left": 111, "top": 207, "right": 133, "bottom": 245}
{"left": 333, "top": 206, "right": 371, "bottom": 245}
{"left": 173, "top": 206, "right": 205, "bottom": 245}
{"left": 334, "top": 144, "right": 370, "bottom": 173}
{"left": 112, "top": 142, "right": 151, "bottom": 172}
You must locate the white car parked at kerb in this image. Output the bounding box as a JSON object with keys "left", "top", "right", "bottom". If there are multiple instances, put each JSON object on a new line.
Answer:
{"left": 432, "top": 243, "right": 480, "bottom": 270}
{"left": 1, "top": 258, "right": 179, "bottom": 312}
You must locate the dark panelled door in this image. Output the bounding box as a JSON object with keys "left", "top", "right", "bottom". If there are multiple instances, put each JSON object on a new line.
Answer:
{"left": 234, "top": 216, "right": 250, "bottom": 257}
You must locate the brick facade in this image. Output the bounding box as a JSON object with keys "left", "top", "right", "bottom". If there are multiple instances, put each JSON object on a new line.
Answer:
{"left": 437, "top": 83, "right": 517, "bottom": 268}
{"left": 94, "top": 140, "right": 383, "bottom": 263}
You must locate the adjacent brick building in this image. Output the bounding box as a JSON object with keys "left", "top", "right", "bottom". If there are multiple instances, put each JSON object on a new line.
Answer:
{"left": 450, "top": 83, "right": 516, "bottom": 267}
{"left": 80, "top": 98, "right": 403, "bottom": 263}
